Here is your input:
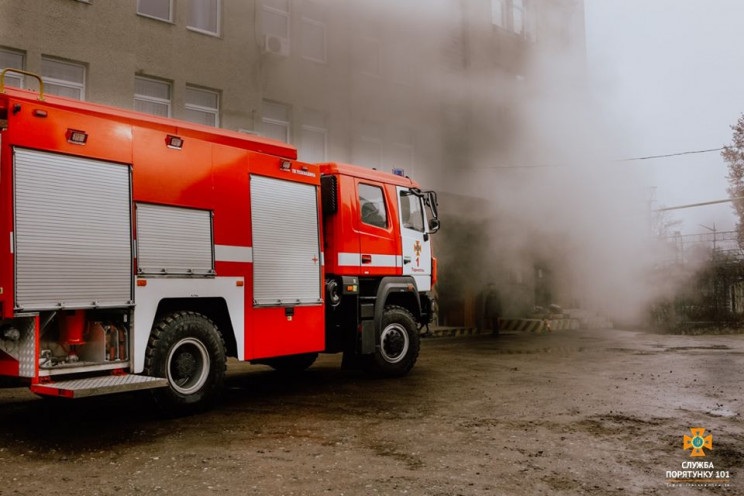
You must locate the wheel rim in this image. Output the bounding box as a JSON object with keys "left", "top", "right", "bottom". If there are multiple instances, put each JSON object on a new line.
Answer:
{"left": 380, "top": 323, "right": 410, "bottom": 364}
{"left": 166, "top": 337, "right": 210, "bottom": 395}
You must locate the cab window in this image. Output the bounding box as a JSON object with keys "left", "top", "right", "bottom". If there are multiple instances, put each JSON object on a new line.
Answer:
{"left": 400, "top": 190, "right": 425, "bottom": 232}
{"left": 359, "top": 183, "right": 388, "bottom": 229}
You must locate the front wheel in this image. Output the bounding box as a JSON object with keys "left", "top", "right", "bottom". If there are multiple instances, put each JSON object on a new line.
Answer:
{"left": 144, "top": 311, "right": 226, "bottom": 416}
{"left": 365, "top": 305, "right": 420, "bottom": 377}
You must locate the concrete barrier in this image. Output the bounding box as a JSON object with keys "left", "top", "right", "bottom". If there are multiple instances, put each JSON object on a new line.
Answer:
{"left": 501, "top": 319, "right": 549, "bottom": 333}
{"left": 548, "top": 318, "right": 581, "bottom": 331}
{"left": 424, "top": 318, "right": 580, "bottom": 338}
{"left": 424, "top": 326, "right": 481, "bottom": 338}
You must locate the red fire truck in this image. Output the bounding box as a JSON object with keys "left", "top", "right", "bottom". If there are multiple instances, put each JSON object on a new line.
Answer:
{"left": 0, "top": 70, "right": 439, "bottom": 414}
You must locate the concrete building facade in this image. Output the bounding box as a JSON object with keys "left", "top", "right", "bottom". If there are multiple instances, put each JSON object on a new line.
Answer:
{"left": 1, "top": 0, "right": 584, "bottom": 186}
{"left": 0, "top": 0, "right": 586, "bottom": 325}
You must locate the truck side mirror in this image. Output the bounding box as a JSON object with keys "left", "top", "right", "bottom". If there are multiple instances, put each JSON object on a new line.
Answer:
{"left": 428, "top": 218, "right": 441, "bottom": 233}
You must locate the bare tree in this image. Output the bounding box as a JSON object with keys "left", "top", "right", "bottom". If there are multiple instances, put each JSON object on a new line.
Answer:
{"left": 647, "top": 187, "right": 681, "bottom": 239}
{"left": 722, "top": 114, "right": 744, "bottom": 248}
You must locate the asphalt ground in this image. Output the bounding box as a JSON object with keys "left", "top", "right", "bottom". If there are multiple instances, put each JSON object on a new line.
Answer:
{"left": 0, "top": 327, "right": 741, "bottom": 495}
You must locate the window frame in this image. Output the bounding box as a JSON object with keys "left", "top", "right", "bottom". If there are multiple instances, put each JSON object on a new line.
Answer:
{"left": 133, "top": 76, "right": 172, "bottom": 118}
{"left": 300, "top": 17, "right": 327, "bottom": 64}
{"left": 299, "top": 124, "right": 327, "bottom": 163}
{"left": 260, "top": 117, "right": 290, "bottom": 143}
{"left": 491, "top": 0, "right": 506, "bottom": 28}
{"left": 187, "top": 0, "right": 221, "bottom": 37}
{"left": 41, "top": 57, "right": 86, "bottom": 100}
{"left": 262, "top": 3, "right": 291, "bottom": 40}
{"left": 137, "top": 0, "right": 174, "bottom": 23}
{"left": 0, "top": 48, "right": 25, "bottom": 88}
{"left": 358, "top": 37, "right": 381, "bottom": 78}
{"left": 524, "top": 0, "right": 537, "bottom": 41}
{"left": 260, "top": 100, "right": 291, "bottom": 143}
{"left": 353, "top": 136, "right": 382, "bottom": 169}
{"left": 387, "top": 141, "right": 415, "bottom": 177}
{"left": 512, "top": 0, "right": 525, "bottom": 35}
{"left": 184, "top": 85, "right": 220, "bottom": 127}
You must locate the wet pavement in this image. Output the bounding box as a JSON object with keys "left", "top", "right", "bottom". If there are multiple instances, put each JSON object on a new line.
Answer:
{"left": 0, "top": 327, "right": 741, "bottom": 495}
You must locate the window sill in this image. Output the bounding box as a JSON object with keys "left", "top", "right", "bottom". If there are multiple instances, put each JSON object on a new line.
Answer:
{"left": 301, "top": 55, "right": 327, "bottom": 65}
{"left": 360, "top": 71, "right": 382, "bottom": 80}
{"left": 136, "top": 13, "right": 175, "bottom": 25}
{"left": 187, "top": 26, "right": 222, "bottom": 38}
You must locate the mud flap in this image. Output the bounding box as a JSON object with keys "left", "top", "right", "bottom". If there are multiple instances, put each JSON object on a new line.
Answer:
{"left": 361, "top": 320, "right": 376, "bottom": 355}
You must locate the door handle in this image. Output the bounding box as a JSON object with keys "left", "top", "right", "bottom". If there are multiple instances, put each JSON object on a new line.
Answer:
{"left": 362, "top": 254, "right": 372, "bottom": 264}
{"left": 403, "top": 256, "right": 411, "bottom": 264}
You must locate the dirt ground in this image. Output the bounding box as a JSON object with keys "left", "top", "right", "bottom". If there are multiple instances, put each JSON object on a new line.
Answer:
{"left": 0, "top": 327, "right": 741, "bottom": 495}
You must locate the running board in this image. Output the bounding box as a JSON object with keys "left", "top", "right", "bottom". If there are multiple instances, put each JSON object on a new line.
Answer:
{"left": 31, "top": 374, "right": 168, "bottom": 398}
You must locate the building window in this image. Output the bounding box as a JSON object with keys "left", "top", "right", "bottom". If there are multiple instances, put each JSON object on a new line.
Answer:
{"left": 137, "top": 0, "right": 173, "bottom": 22}
{"left": 300, "top": 126, "right": 326, "bottom": 162}
{"left": 387, "top": 143, "right": 415, "bottom": 176}
{"left": 358, "top": 37, "right": 380, "bottom": 77}
{"left": 390, "top": 43, "right": 413, "bottom": 86}
{"left": 386, "top": 127, "right": 415, "bottom": 175}
{"left": 260, "top": 100, "right": 290, "bottom": 143}
{"left": 301, "top": 17, "right": 326, "bottom": 63}
{"left": 491, "top": 0, "right": 506, "bottom": 28}
{"left": 299, "top": 108, "right": 326, "bottom": 163}
{"left": 0, "top": 48, "right": 24, "bottom": 88}
{"left": 352, "top": 122, "right": 382, "bottom": 169}
{"left": 134, "top": 76, "right": 171, "bottom": 117}
{"left": 512, "top": 0, "right": 526, "bottom": 34}
{"left": 41, "top": 58, "right": 85, "bottom": 100}
{"left": 524, "top": 1, "right": 537, "bottom": 41}
{"left": 184, "top": 86, "right": 219, "bottom": 127}
{"left": 188, "top": 0, "right": 220, "bottom": 35}
{"left": 262, "top": 0, "right": 290, "bottom": 47}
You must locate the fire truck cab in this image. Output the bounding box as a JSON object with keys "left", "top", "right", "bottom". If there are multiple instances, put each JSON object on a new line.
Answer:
{"left": 319, "top": 163, "right": 439, "bottom": 372}
{"left": 0, "top": 70, "right": 438, "bottom": 414}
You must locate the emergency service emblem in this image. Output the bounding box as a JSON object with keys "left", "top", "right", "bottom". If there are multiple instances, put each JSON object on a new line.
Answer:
{"left": 684, "top": 428, "right": 712, "bottom": 457}
{"left": 413, "top": 240, "right": 423, "bottom": 267}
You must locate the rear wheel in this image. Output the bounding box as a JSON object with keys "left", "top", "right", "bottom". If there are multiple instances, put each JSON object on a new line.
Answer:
{"left": 365, "top": 305, "right": 420, "bottom": 377}
{"left": 144, "top": 311, "right": 226, "bottom": 416}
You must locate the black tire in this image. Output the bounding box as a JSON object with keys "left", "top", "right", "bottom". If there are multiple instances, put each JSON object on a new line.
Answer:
{"left": 365, "top": 305, "right": 420, "bottom": 377}
{"left": 263, "top": 353, "right": 318, "bottom": 373}
{"left": 144, "top": 311, "right": 226, "bottom": 416}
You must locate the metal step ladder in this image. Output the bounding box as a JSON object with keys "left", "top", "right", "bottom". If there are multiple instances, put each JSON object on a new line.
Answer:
{"left": 31, "top": 374, "right": 168, "bottom": 398}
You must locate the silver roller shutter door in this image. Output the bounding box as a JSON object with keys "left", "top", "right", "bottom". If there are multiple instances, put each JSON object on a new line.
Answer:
{"left": 14, "top": 148, "right": 133, "bottom": 310}
{"left": 250, "top": 175, "right": 322, "bottom": 306}
{"left": 136, "top": 203, "right": 214, "bottom": 275}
